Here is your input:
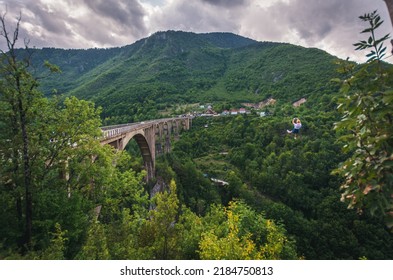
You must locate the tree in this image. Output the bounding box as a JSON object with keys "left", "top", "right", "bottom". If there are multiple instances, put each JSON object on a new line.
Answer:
{"left": 40, "top": 223, "right": 68, "bottom": 260}
{"left": 333, "top": 10, "right": 393, "bottom": 229}
{"left": 0, "top": 13, "right": 139, "bottom": 257}
{"left": 0, "top": 12, "right": 59, "bottom": 248}
{"left": 199, "top": 201, "right": 297, "bottom": 259}
{"left": 141, "top": 179, "right": 180, "bottom": 259}
{"left": 76, "top": 220, "right": 110, "bottom": 260}
{"left": 199, "top": 206, "right": 258, "bottom": 260}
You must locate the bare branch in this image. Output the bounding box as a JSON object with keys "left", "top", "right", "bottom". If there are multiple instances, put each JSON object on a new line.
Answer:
{"left": 12, "top": 12, "right": 21, "bottom": 48}
{"left": 0, "top": 11, "right": 21, "bottom": 60}
{"left": 0, "top": 11, "right": 10, "bottom": 47}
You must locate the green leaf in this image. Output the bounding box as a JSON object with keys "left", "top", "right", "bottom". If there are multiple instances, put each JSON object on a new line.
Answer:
{"left": 330, "top": 78, "right": 342, "bottom": 83}
{"left": 366, "top": 51, "right": 376, "bottom": 57}
{"left": 354, "top": 41, "right": 367, "bottom": 47}
{"left": 382, "top": 91, "right": 393, "bottom": 104}
{"left": 361, "top": 28, "right": 373, "bottom": 34}
{"left": 374, "top": 21, "right": 383, "bottom": 29}
{"left": 377, "top": 44, "right": 386, "bottom": 53}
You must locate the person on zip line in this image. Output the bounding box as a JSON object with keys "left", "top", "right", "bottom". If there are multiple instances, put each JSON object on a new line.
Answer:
{"left": 287, "top": 117, "right": 302, "bottom": 139}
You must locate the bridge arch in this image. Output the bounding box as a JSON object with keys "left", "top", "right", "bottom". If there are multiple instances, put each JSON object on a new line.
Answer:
{"left": 100, "top": 117, "right": 191, "bottom": 181}
{"left": 124, "top": 133, "right": 155, "bottom": 182}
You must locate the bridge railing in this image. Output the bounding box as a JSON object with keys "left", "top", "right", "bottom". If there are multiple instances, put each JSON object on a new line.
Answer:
{"left": 100, "top": 121, "right": 153, "bottom": 140}
{"left": 100, "top": 117, "right": 191, "bottom": 140}
{"left": 101, "top": 126, "right": 131, "bottom": 139}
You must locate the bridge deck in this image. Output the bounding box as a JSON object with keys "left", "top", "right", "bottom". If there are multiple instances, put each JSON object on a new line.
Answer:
{"left": 100, "top": 117, "right": 191, "bottom": 141}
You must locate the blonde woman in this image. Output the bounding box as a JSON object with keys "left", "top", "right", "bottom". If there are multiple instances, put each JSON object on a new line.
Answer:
{"left": 287, "top": 118, "right": 302, "bottom": 139}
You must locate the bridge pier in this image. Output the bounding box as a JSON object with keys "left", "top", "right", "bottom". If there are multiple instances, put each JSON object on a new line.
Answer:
{"left": 165, "top": 135, "right": 171, "bottom": 153}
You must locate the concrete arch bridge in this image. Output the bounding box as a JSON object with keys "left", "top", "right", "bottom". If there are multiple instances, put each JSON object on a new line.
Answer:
{"left": 100, "top": 116, "right": 192, "bottom": 181}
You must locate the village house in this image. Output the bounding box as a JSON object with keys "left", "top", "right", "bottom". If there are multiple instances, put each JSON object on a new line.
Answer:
{"left": 221, "top": 110, "right": 230, "bottom": 116}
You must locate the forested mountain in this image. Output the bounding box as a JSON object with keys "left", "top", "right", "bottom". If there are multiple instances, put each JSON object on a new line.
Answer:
{"left": 26, "top": 31, "right": 339, "bottom": 124}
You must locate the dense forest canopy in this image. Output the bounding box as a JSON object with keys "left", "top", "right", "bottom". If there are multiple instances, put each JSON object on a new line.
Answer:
{"left": 0, "top": 10, "right": 392, "bottom": 260}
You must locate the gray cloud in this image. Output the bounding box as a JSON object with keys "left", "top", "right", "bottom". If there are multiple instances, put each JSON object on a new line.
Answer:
{"left": 281, "top": 0, "right": 369, "bottom": 43}
{"left": 27, "top": 4, "right": 70, "bottom": 35}
{"left": 148, "top": 0, "right": 244, "bottom": 35}
{"left": 0, "top": 0, "right": 149, "bottom": 49}
{"left": 200, "top": 0, "right": 248, "bottom": 7}
{"left": 239, "top": 0, "right": 392, "bottom": 62}
{"left": 83, "top": 0, "right": 146, "bottom": 32}
{"left": 0, "top": 0, "right": 392, "bottom": 63}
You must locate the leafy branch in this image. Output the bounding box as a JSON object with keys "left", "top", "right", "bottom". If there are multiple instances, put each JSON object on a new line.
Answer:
{"left": 353, "top": 10, "right": 390, "bottom": 62}
{"left": 334, "top": 10, "right": 393, "bottom": 230}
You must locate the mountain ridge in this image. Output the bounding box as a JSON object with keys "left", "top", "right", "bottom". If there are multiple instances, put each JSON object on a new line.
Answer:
{"left": 25, "top": 30, "right": 341, "bottom": 123}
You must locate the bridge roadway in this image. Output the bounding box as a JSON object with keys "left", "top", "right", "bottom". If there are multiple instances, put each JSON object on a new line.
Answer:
{"left": 99, "top": 116, "right": 192, "bottom": 181}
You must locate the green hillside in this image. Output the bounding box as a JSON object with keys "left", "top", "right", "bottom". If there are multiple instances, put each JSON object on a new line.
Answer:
{"left": 27, "top": 31, "right": 341, "bottom": 124}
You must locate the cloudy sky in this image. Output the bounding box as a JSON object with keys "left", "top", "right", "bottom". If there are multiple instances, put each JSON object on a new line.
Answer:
{"left": 0, "top": 0, "right": 392, "bottom": 63}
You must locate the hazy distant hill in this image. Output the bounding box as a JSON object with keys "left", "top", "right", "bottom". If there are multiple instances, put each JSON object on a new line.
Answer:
{"left": 25, "top": 31, "right": 341, "bottom": 123}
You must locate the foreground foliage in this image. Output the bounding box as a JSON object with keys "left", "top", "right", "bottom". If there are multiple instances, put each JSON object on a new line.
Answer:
{"left": 333, "top": 10, "right": 393, "bottom": 228}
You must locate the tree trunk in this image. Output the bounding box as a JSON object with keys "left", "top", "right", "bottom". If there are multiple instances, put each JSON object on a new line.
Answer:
{"left": 383, "top": 0, "right": 393, "bottom": 55}
{"left": 384, "top": 0, "right": 393, "bottom": 27}
{"left": 1, "top": 11, "right": 35, "bottom": 251}
{"left": 18, "top": 97, "right": 32, "bottom": 249}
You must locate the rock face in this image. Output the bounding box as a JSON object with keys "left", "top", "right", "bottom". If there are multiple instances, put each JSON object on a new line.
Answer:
{"left": 293, "top": 98, "right": 307, "bottom": 107}
{"left": 242, "top": 98, "right": 277, "bottom": 109}
{"left": 149, "top": 177, "right": 167, "bottom": 210}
